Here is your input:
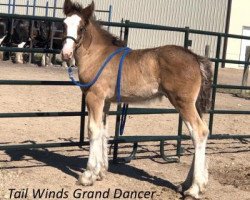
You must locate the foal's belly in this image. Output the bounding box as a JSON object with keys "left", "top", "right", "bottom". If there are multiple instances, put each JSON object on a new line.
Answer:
{"left": 112, "top": 81, "right": 163, "bottom": 103}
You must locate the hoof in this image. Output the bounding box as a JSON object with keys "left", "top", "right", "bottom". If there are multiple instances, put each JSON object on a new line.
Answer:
{"left": 184, "top": 195, "right": 199, "bottom": 200}
{"left": 97, "top": 169, "right": 107, "bottom": 181}
{"left": 176, "top": 184, "right": 184, "bottom": 193}
{"left": 78, "top": 171, "right": 96, "bottom": 186}
{"left": 176, "top": 181, "right": 192, "bottom": 194}
{"left": 184, "top": 185, "right": 200, "bottom": 199}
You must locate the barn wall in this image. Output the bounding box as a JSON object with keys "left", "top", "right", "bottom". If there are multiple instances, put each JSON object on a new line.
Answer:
{"left": 84, "top": 0, "right": 228, "bottom": 57}
{"left": 227, "top": 0, "right": 250, "bottom": 67}
{"left": 0, "top": 0, "right": 229, "bottom": 58}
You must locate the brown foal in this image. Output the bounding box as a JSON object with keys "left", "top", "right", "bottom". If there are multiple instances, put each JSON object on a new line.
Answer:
{"left": 61, "top": 0, "right": 212, "bottom": 199}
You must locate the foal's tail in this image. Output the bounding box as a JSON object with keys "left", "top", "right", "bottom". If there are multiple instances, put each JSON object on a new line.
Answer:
{"left": 196, "top": 56, "right": 213, "bottom": 117}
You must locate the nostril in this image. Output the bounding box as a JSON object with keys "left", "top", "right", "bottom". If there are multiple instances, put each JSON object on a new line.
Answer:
{"left": 63, "top": 52, "right": 72, "bottom": 58}
{"left": 62, "top": 52, "right": 72, "bottom": 61}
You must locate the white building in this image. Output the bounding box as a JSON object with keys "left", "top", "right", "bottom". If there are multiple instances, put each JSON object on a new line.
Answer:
{"left": 227, "top": 0, "right": 250, "bottom": 66}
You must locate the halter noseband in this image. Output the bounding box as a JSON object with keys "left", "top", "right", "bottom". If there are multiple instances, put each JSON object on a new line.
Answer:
{"left": 63, "top": 36, "right": 77, "bottom": 43}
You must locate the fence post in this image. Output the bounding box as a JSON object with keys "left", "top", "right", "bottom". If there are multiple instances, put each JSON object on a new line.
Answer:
{"left": 44, "top": 1, "right": 50, "bottom": 65}
{"left": 26, "top": 0, "right": 29, "bottom": 15}
{"left": 113, "top": 20, "right": 131, "bottom": 163}
{"left": 49, "top": 0, "right": 57, "bottom": 64}
{"left": 205, "top": 45, "right": 210, "bottom": 57}
{"left": 32, "top": 0, "right": 37, "bottom": 60}
{"left": 10, "top": 0, "right": 15, "bottom": 34}
{"left": 12, "top": 0, "right": 16, "bottom": 14}
{"left": 107, "top": 5, "right": 112, "bottom": 31}
{"left": 119, "top": 18, "right": 124, "bottom": 40}
{"left": 28, "top": 0, "right": 36, "bottom": 63}
{"left": 184, "top": 26, "right": 192, "bottom": 47}
{"left": 113, "top": 18, "right": 124, "bottom": 161}
{"left": 79, "top": 94, "right": 86, "bottom": 146}
{"left": 9, "top": 0, "right": 15, "bottom": 60}
{"left": 209, "top": 35, "right": 222, "bottom": 135}
{"left": 45, "top": 0, "right": 49, "bottom": 17}
{"left": 8, "top": 0, "right": 11, "bottom": 14}
{"left": 123, "top": 20, "right": 130, "bottom": 43}
{"left": 241, "top": 46, "right": 250, "bottom": 95}
{"left": 176, "top": 27, "right": 192, "bottom": 158}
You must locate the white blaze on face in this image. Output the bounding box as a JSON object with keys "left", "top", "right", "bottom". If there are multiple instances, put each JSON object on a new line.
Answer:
{"left": 62, "top": 14, "right": 82, "bottom": 58}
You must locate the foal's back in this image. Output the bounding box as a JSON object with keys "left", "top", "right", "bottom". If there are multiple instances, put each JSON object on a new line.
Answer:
{"left": 117, "top": 45, "right": 202, "bottom": 102}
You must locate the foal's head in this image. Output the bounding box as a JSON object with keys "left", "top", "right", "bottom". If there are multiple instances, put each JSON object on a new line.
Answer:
{"left": 62, "top": 0, "right": 94, "bottom": 61}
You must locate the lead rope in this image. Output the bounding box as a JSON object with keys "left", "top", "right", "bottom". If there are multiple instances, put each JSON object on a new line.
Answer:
{"left": 67, "top": 46, "right": 131, "bottom": 91}
{"left": 67, "top": 47, "right": 131, "bottom": 136}
{"left": 119, "top": 103, "right": 128, "bottom": 135}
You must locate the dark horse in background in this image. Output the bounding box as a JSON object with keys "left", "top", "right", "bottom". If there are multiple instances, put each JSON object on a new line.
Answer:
{"left": 0, "top": 18, "right": 64, "bottom": 65}
{"left": 0, "top": 18, "right": 11, "bottom": 60}
{"left": 33, "top": 21, "right": 64, "bottom": 66}
{"left": 0, "top": 18, "right": 30, "bottom": 63}
{"left": 0, "top": 18, "right": 10, "bottom": 45}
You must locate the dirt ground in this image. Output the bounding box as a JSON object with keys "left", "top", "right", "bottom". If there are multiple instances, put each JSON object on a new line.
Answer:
{"left": 0, "top": 61, "right": 249, "bottom": 200}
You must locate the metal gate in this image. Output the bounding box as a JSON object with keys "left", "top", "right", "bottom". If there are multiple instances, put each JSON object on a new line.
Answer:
{"left": 0, "top": 13, "right": 249, "bottom": 163}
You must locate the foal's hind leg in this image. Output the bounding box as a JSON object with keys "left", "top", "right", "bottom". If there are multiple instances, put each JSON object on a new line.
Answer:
{"left": 79, "top": 92, "right": 105, "bottom": 186}
{"left": 176, "top": 102, "right": 209, "bottom": 198}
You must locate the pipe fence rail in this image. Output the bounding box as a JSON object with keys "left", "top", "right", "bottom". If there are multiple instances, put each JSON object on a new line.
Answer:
{"left": 0, "top": 0, "right": 112, "bottom": 17}
{"left": 0, "top": 13, "right": 249, "bottom": 163}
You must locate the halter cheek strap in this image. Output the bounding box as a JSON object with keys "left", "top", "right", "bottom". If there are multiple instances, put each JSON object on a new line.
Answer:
{"left": 63, "top": 34, "right": 89, "bottom": 49}
{"left": 63, "top": 26, "right": 87, "bottom": 44}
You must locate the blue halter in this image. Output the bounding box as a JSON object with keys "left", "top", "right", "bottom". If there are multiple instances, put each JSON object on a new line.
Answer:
{"left": 68, "top": 47, "right": 132, "bottom": 102}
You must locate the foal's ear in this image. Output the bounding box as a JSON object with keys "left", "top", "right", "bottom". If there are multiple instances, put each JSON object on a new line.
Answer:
{"left": 82, "top": 1, "right": 95, "bottom": 22}
{"left": 63, "top": 0, "right": 74, "bottom": 16}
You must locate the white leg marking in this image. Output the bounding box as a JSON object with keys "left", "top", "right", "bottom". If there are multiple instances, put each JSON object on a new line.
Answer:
{"left": 194, "top": 138, "right": 208, "bottom": 187}
{"left": 88, "top": 120, "right": 103, "bottom": 167}
{"left": 101, "top": 103, "right": 110, "bottom": 172}
{"left": 79, "top": 120, "right": 103, "bottom": 185}
{"left": 183, "top": 121, "right": 208, "bottom": 198}
{"left": 185, "top": 139, "right": 207, "bottom": 197}
{"left": 102, "top": 121, "right": 109, "bottom": 171}
{"left": 45, "top": 54, "right": 52, "bottom": 66}
{"left": 17, "top": 42, "right": 26, "bottom": 48}
{"left": 0, "top": 35, "right": 6, "bottom": 46}
{"left": 16, "top": 42, "right": 26, "bottom": 63}
{"left": 62, "top": 61, "right": 67, "bottom": 68}
{"left": 41, "top": 54, "right": 46, "bottom": 66}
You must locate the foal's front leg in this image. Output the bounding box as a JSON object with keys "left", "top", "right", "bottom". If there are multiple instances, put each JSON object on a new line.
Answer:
{"left": 100, "top": 102, "right": 111, "bottom": 179}
{"left": 79, "top": 93, "right": 105, "bottom": 186}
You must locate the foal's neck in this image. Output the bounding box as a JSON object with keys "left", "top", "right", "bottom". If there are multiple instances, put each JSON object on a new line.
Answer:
{"left": 75, "top": 20, "right": 124, "bottom": 74}
{"left": 88, "top": 19, "right": 125, "bottom": 49}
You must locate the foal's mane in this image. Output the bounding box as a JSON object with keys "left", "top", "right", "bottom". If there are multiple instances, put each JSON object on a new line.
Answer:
{"left": 64, "top": 0, "right": 125, "bottom": 47}
{"left": 91, "top": 19, "right": 125, "bottom": 47}
{"left": 63, "top": 2, "right": 83, "bottom": 16}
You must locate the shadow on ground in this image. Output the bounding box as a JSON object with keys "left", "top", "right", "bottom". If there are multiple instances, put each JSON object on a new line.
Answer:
{"left": 3, "top": 148, "right": 178, "bottom": 193}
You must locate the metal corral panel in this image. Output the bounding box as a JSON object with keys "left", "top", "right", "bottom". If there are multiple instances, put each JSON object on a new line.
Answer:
{"left": 1, "top": 0, "right": 228, "bottom": 57}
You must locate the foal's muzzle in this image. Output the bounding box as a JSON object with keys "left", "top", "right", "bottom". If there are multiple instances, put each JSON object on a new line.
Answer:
{"left": 61, "top": 36, "right": 77, "bottom": 61}
{"left": 62, "top": 51, "right": 73, "bottom": 62}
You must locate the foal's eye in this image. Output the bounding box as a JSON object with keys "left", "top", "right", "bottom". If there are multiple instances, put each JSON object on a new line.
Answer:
{"left": 79, "top": 26, "right": 85, "bottom": 32}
